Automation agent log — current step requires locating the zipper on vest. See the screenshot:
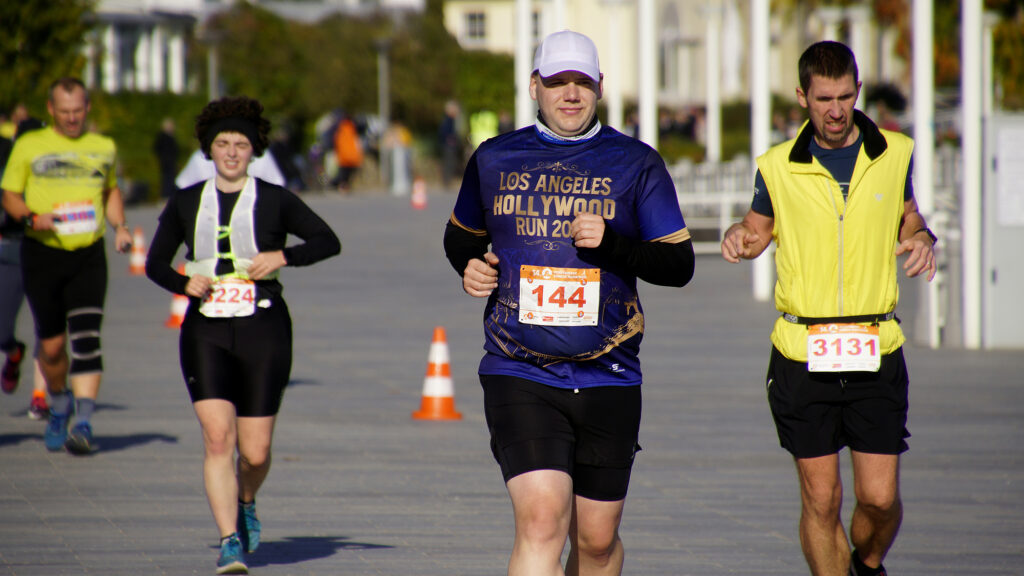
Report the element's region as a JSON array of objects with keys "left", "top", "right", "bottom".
[{"left": 826, "top": 179, "right": 844, "bottom": 316}]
